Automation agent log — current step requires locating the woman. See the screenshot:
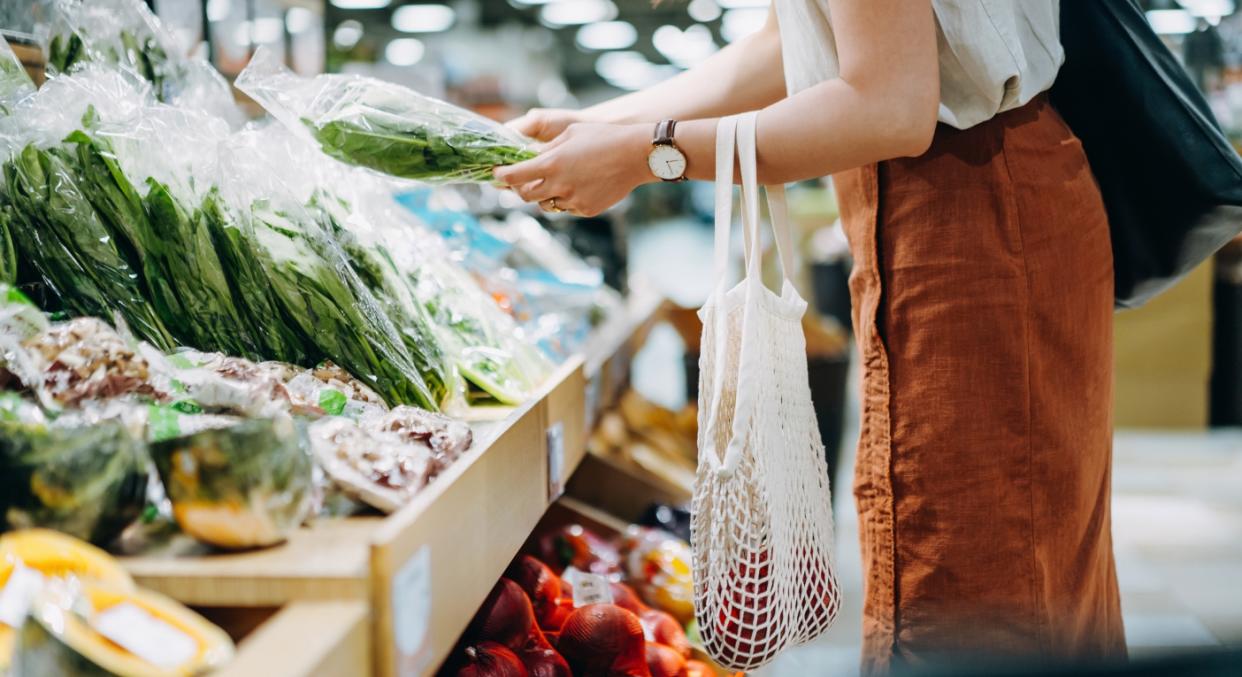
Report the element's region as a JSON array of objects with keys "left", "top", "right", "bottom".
[{"left": 495, "top": 1, "right": 1126, "bottom": 673}]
